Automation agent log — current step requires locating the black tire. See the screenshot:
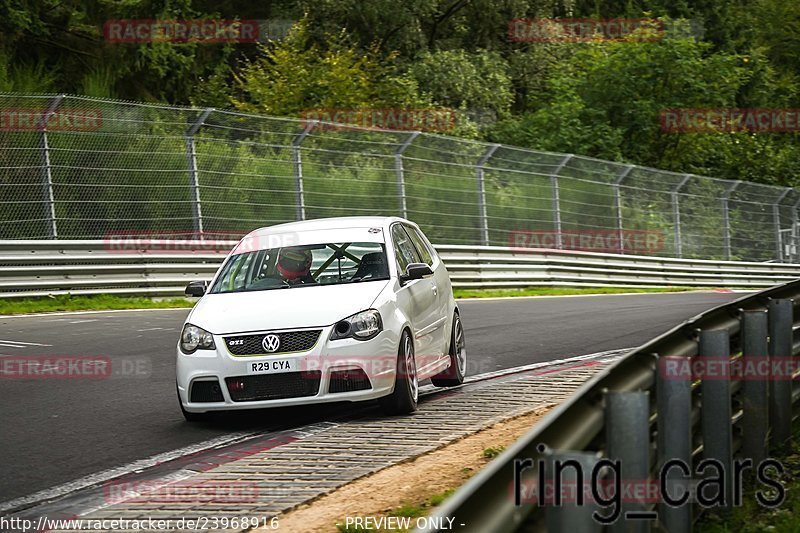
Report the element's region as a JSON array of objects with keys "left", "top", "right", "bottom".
[
  {"left": 378, "top": 330, "right": 418, "bottom": 415},
  {"left": 431, "top": 313, "right": 466, "bottom": 388},
  {"left": 177, "top": 386, "right": 212, "bottom": 422}
]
